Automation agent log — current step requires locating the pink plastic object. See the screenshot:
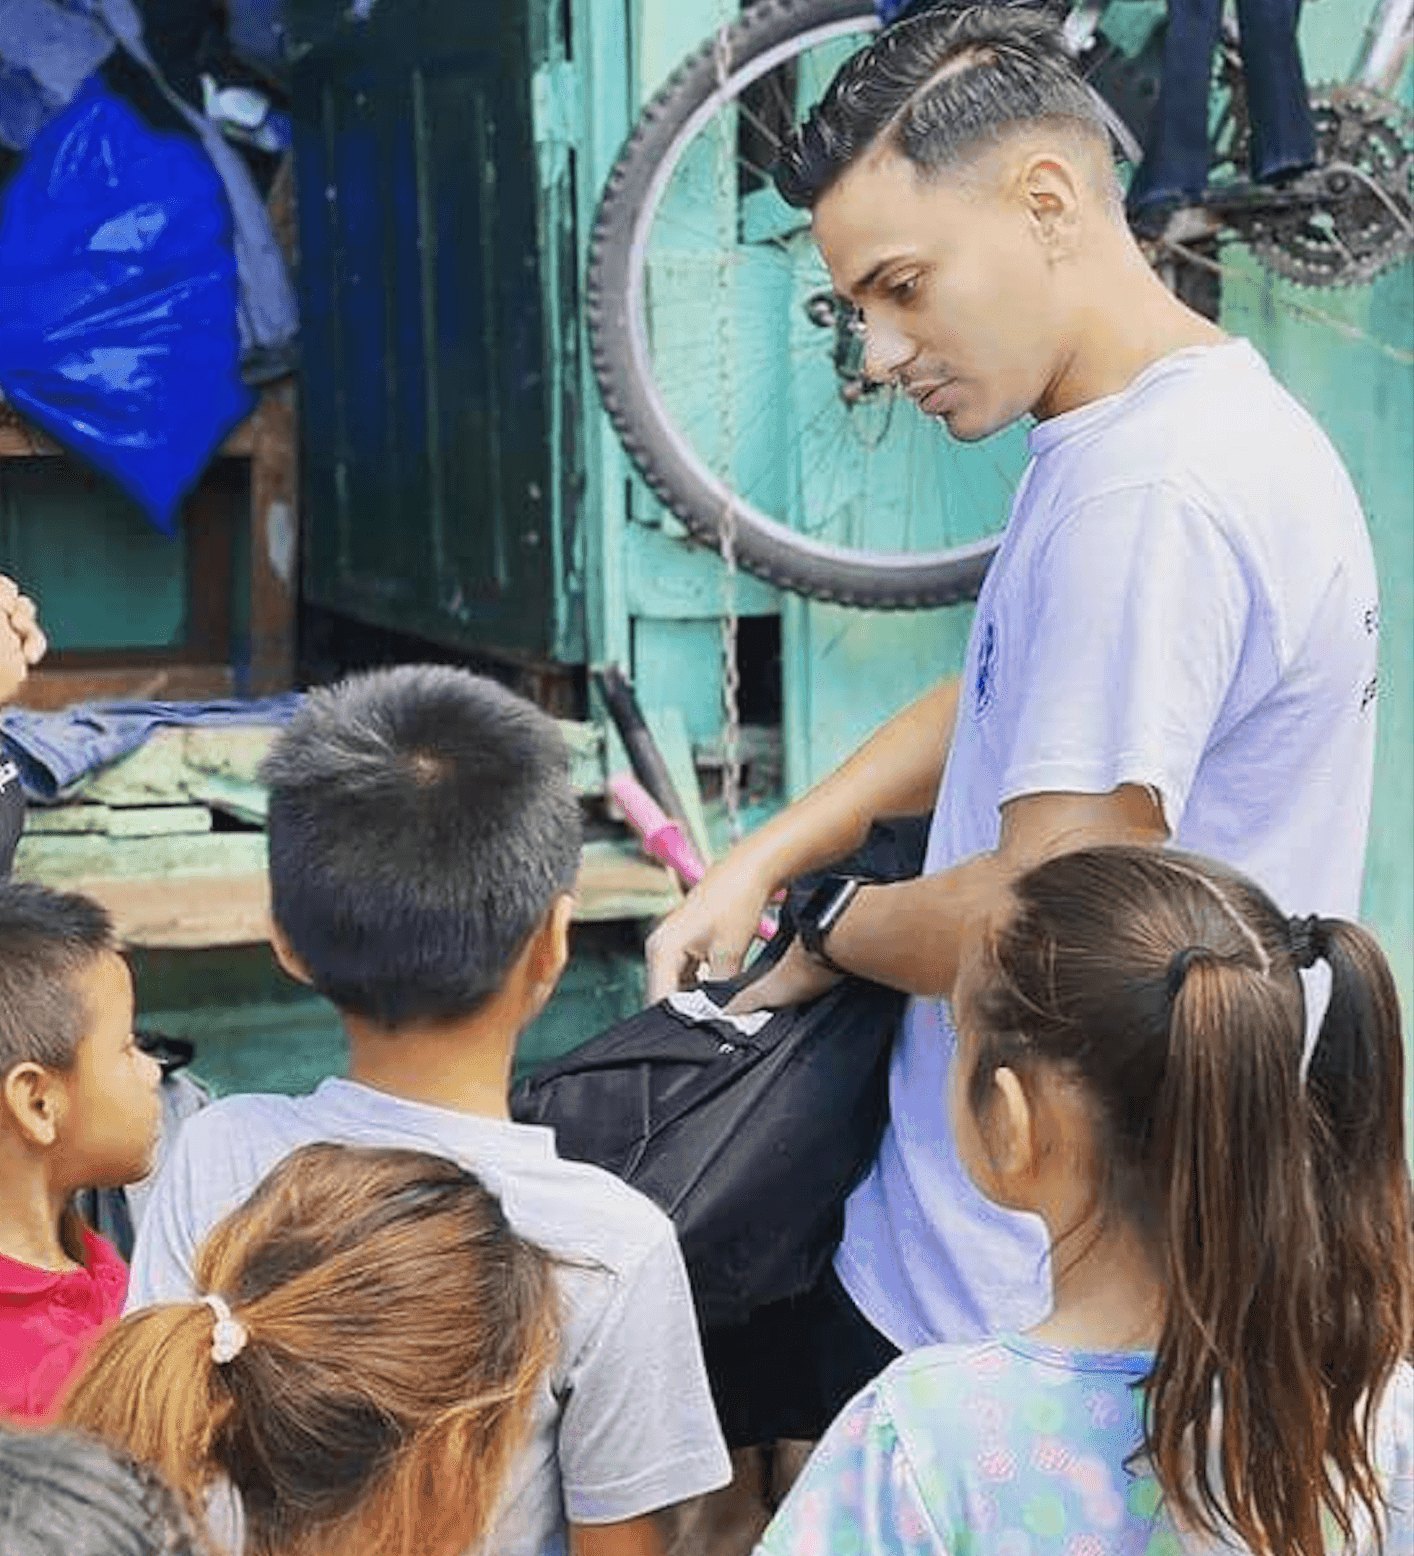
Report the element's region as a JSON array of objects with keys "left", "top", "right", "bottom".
[{"left": 608, "top": 773, "right": 776, "bottom": 941}]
